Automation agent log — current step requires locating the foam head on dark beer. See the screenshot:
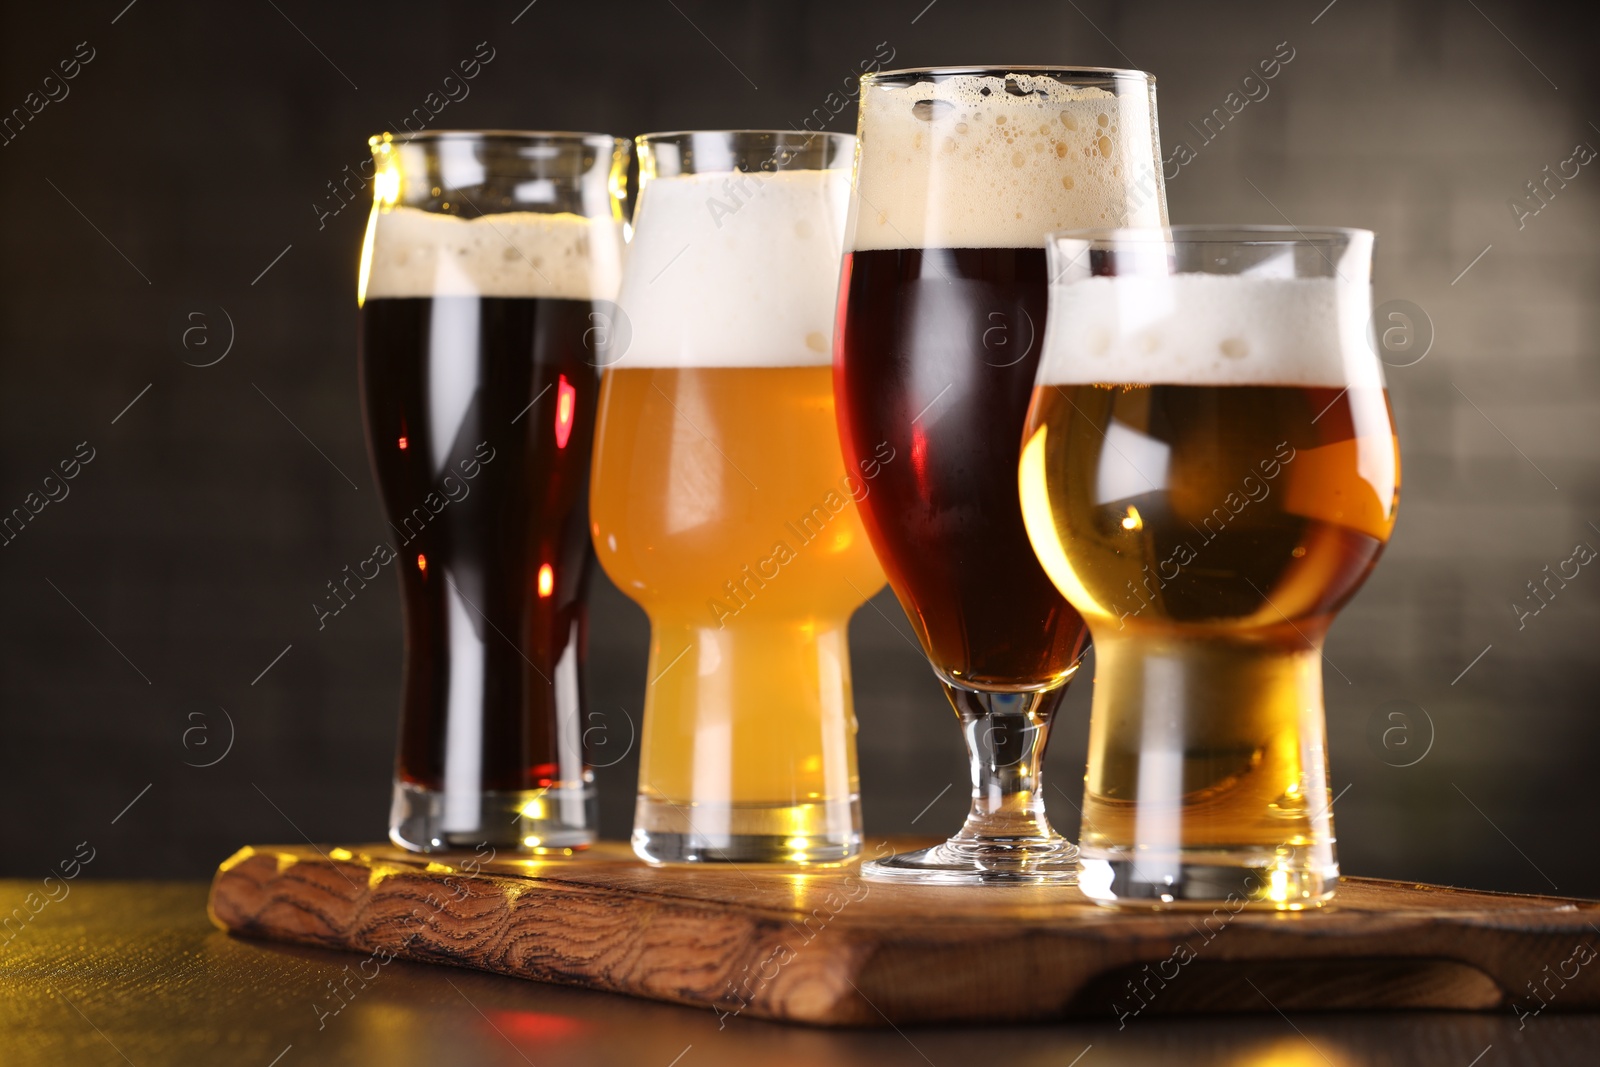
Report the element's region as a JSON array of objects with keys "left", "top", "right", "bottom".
[
  {"left": 848, "top": 71, "right": 1166, "bottom": 251},
  {"left": 362, "top": 207, "right": 623, "bottom": 301}
]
